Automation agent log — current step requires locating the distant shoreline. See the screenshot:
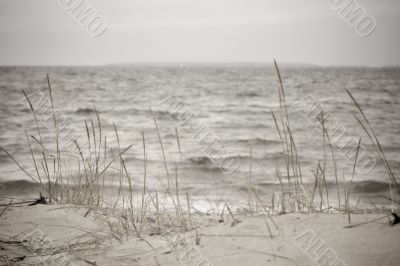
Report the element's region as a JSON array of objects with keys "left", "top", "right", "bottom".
[{"left": 0, "top": 63, "right": 399, "bottom": 68}]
